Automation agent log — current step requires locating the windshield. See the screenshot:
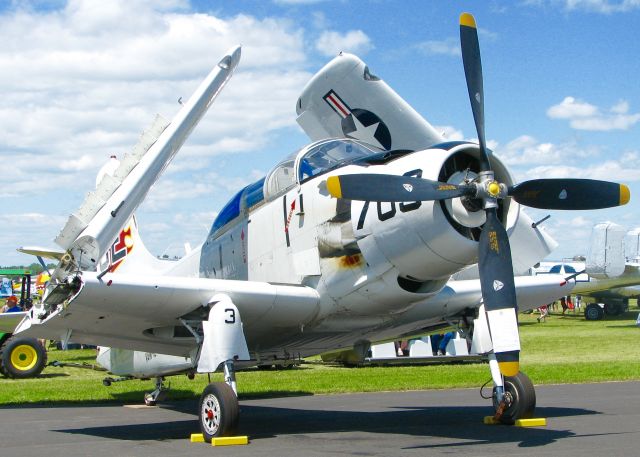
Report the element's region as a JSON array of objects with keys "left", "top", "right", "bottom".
[
  {"left": 298, "top": 139, "right": 379, "bottom": 182},
  {"left": 263, "top": 139, "right": 380, "bottom": 200},
  {"left": 264, "top": 151, "right": 297, "bottom": 199}
]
